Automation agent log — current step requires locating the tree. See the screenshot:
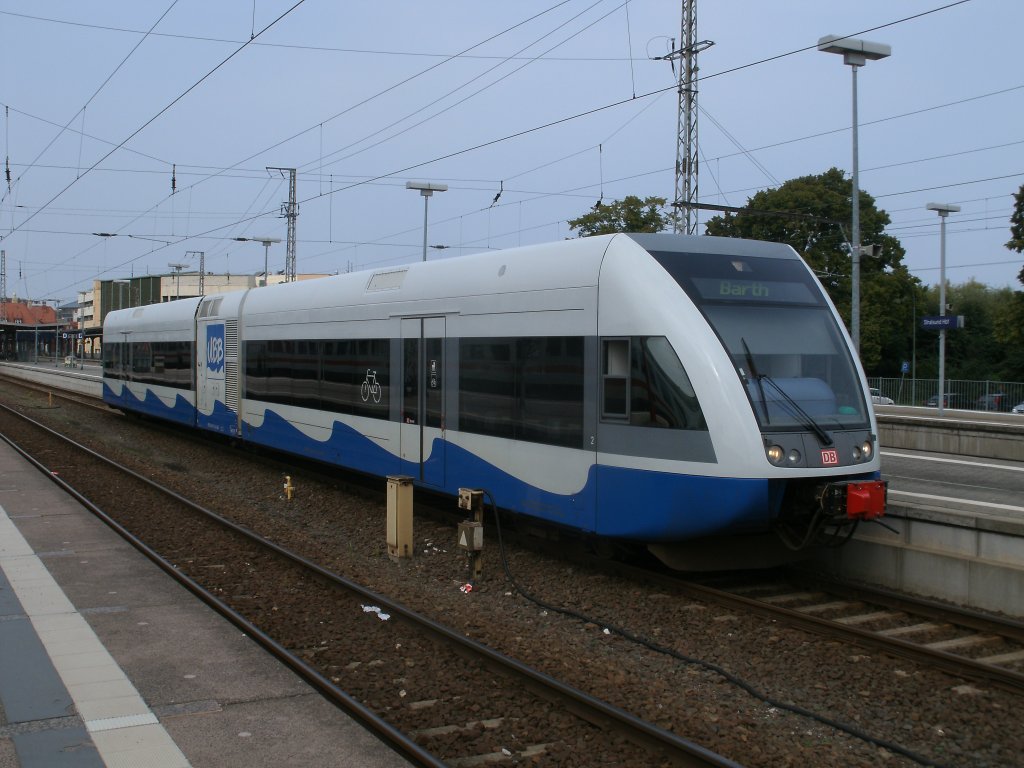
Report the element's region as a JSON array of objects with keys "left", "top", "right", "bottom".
[
  {"left": 568, "top": 195, "right": 668, "bottom": 237},
  {"left": 995, "top": 183, "right": 1024, "bottom": 379},
  {"left": 703, "top": 167, "right": 911, "bottom": 373},
  {"left": 1006, "top": 183, "right": 1024, "bottom": 258}
]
